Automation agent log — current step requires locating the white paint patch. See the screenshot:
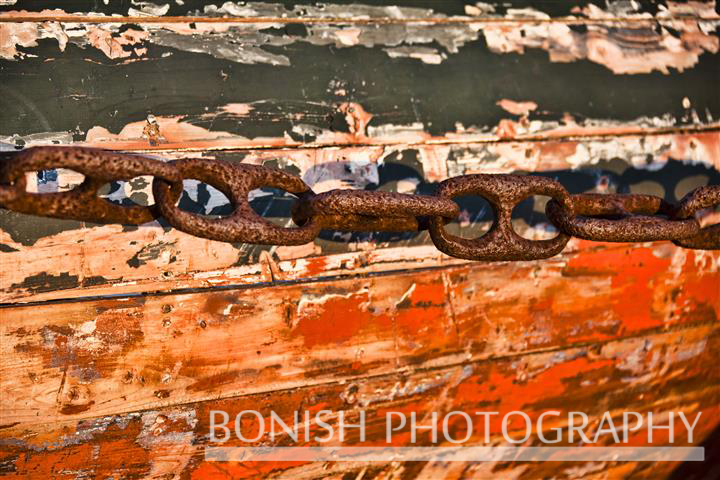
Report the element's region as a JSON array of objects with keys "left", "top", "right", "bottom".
[
  {"left": 302, "top": 157, "right": 380, "bottom": 192},
  {"left": 296, "top": 286, "right": 370, "bottom": 315},
  {"left": 334, "top": 28, "right": 362, "bottom": 46},
  {"left": 384, "top": 46, "right": 446, "bottom": 64},
  {"left": 129, "top": 2, "right": 170, "bottom": 17},
  {"left": 220, "top": 103, "right": 254, "bottom": 116},
  {"left": 395, "top": 283, "right": 417, "bottom": 307},
  {"left": 77, "top": 319, "right": 97, "bottom": 335}
]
